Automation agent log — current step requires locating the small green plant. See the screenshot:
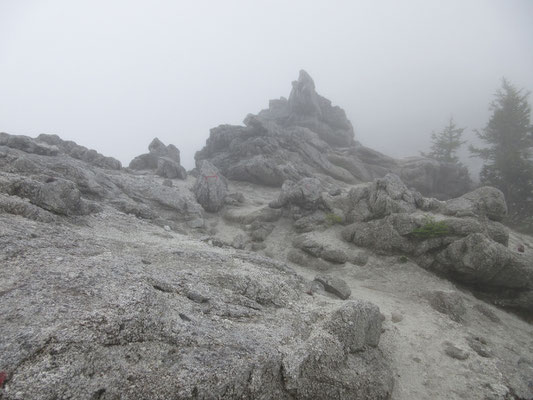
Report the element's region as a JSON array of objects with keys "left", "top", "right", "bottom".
[
  {"left": 325, "top": 213, "right": 343, "bottom": 226},
  {"left": 398, "top": 255, "right": 409, "bottom": 263},
  {"left": 410, "top": 216, "right": 449, "bottom": 239}
]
